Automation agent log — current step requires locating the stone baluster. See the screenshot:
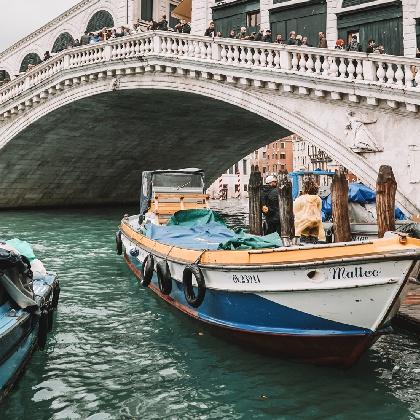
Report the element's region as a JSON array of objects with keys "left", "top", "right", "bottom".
[
  {"left": 356, "top": 60, "right": 363, "bottom": 80},
  {"left": 273, "top": 50, "right": 281, "bottom": 69},
  {"left": 386, "top": 63, "right": 395, "bottom": 84},
  {"left": 298, "top": 53, "right": 306, "bottom": 72},
  {"left": 306, "top": 54, "right": 314, "bottom": 73},
  {"left": 234, "top": 45, "right": 242, "bottom": 64},
  {"left": 139, "top": 39, "right": 146, "bottom": 55},
  {"left": 198, "top": 41, "right": 206, "bottom": 59},
  {"left": 291, "top": 52, "right": 299, "bottom": 71},
  {"left": 134, "top": 40, "right": 140, "bottom": 56},
  {"left": 161, "top": 37, "right": 167, "bottom": 55},
  {"left": 194, "top": 41, "right": 201, "bottom": 58},
  {"left": 329, "top": 57, "right": 338, "bottom": 77},
  {"left": 188, "top": 40, "right": 195, "bottom": 57},
  {"left": 182, "top": 40, "right": 188, "bottom": 56},
  {"left": 376, "top": 62, "right": 386, "bottom": 83},
  {"left": 172, "top": 38, "right": 179, "bottom": 56},
  {"left": 347, "top": 59, "right": 355, "bottom": 81},
  {"left": 167, "top": 37, "right": 174, "bottom": 56},
  {"left": 395, "top": 64, "right": 404, "bottom": 87},
  {"left": 252, "top": 48, "right": 260, "bottom": 67},
  {"left": 321, "top": 55, "right": 330, "bottom": 75},
  {"left": 259, "top": 49, "right": 267, "bottom": 68},
  {"left": 266, "top": 49, "right": 274, "bottom": 69},
  {"left": 338, "top": 57, "right": 347, "bottom": 78},
  {"left": 314, "top": 55, "right": 322, "bottom": 74},
  {"left": 206, "top": 43, "right": 212, "bottom": 60}
]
